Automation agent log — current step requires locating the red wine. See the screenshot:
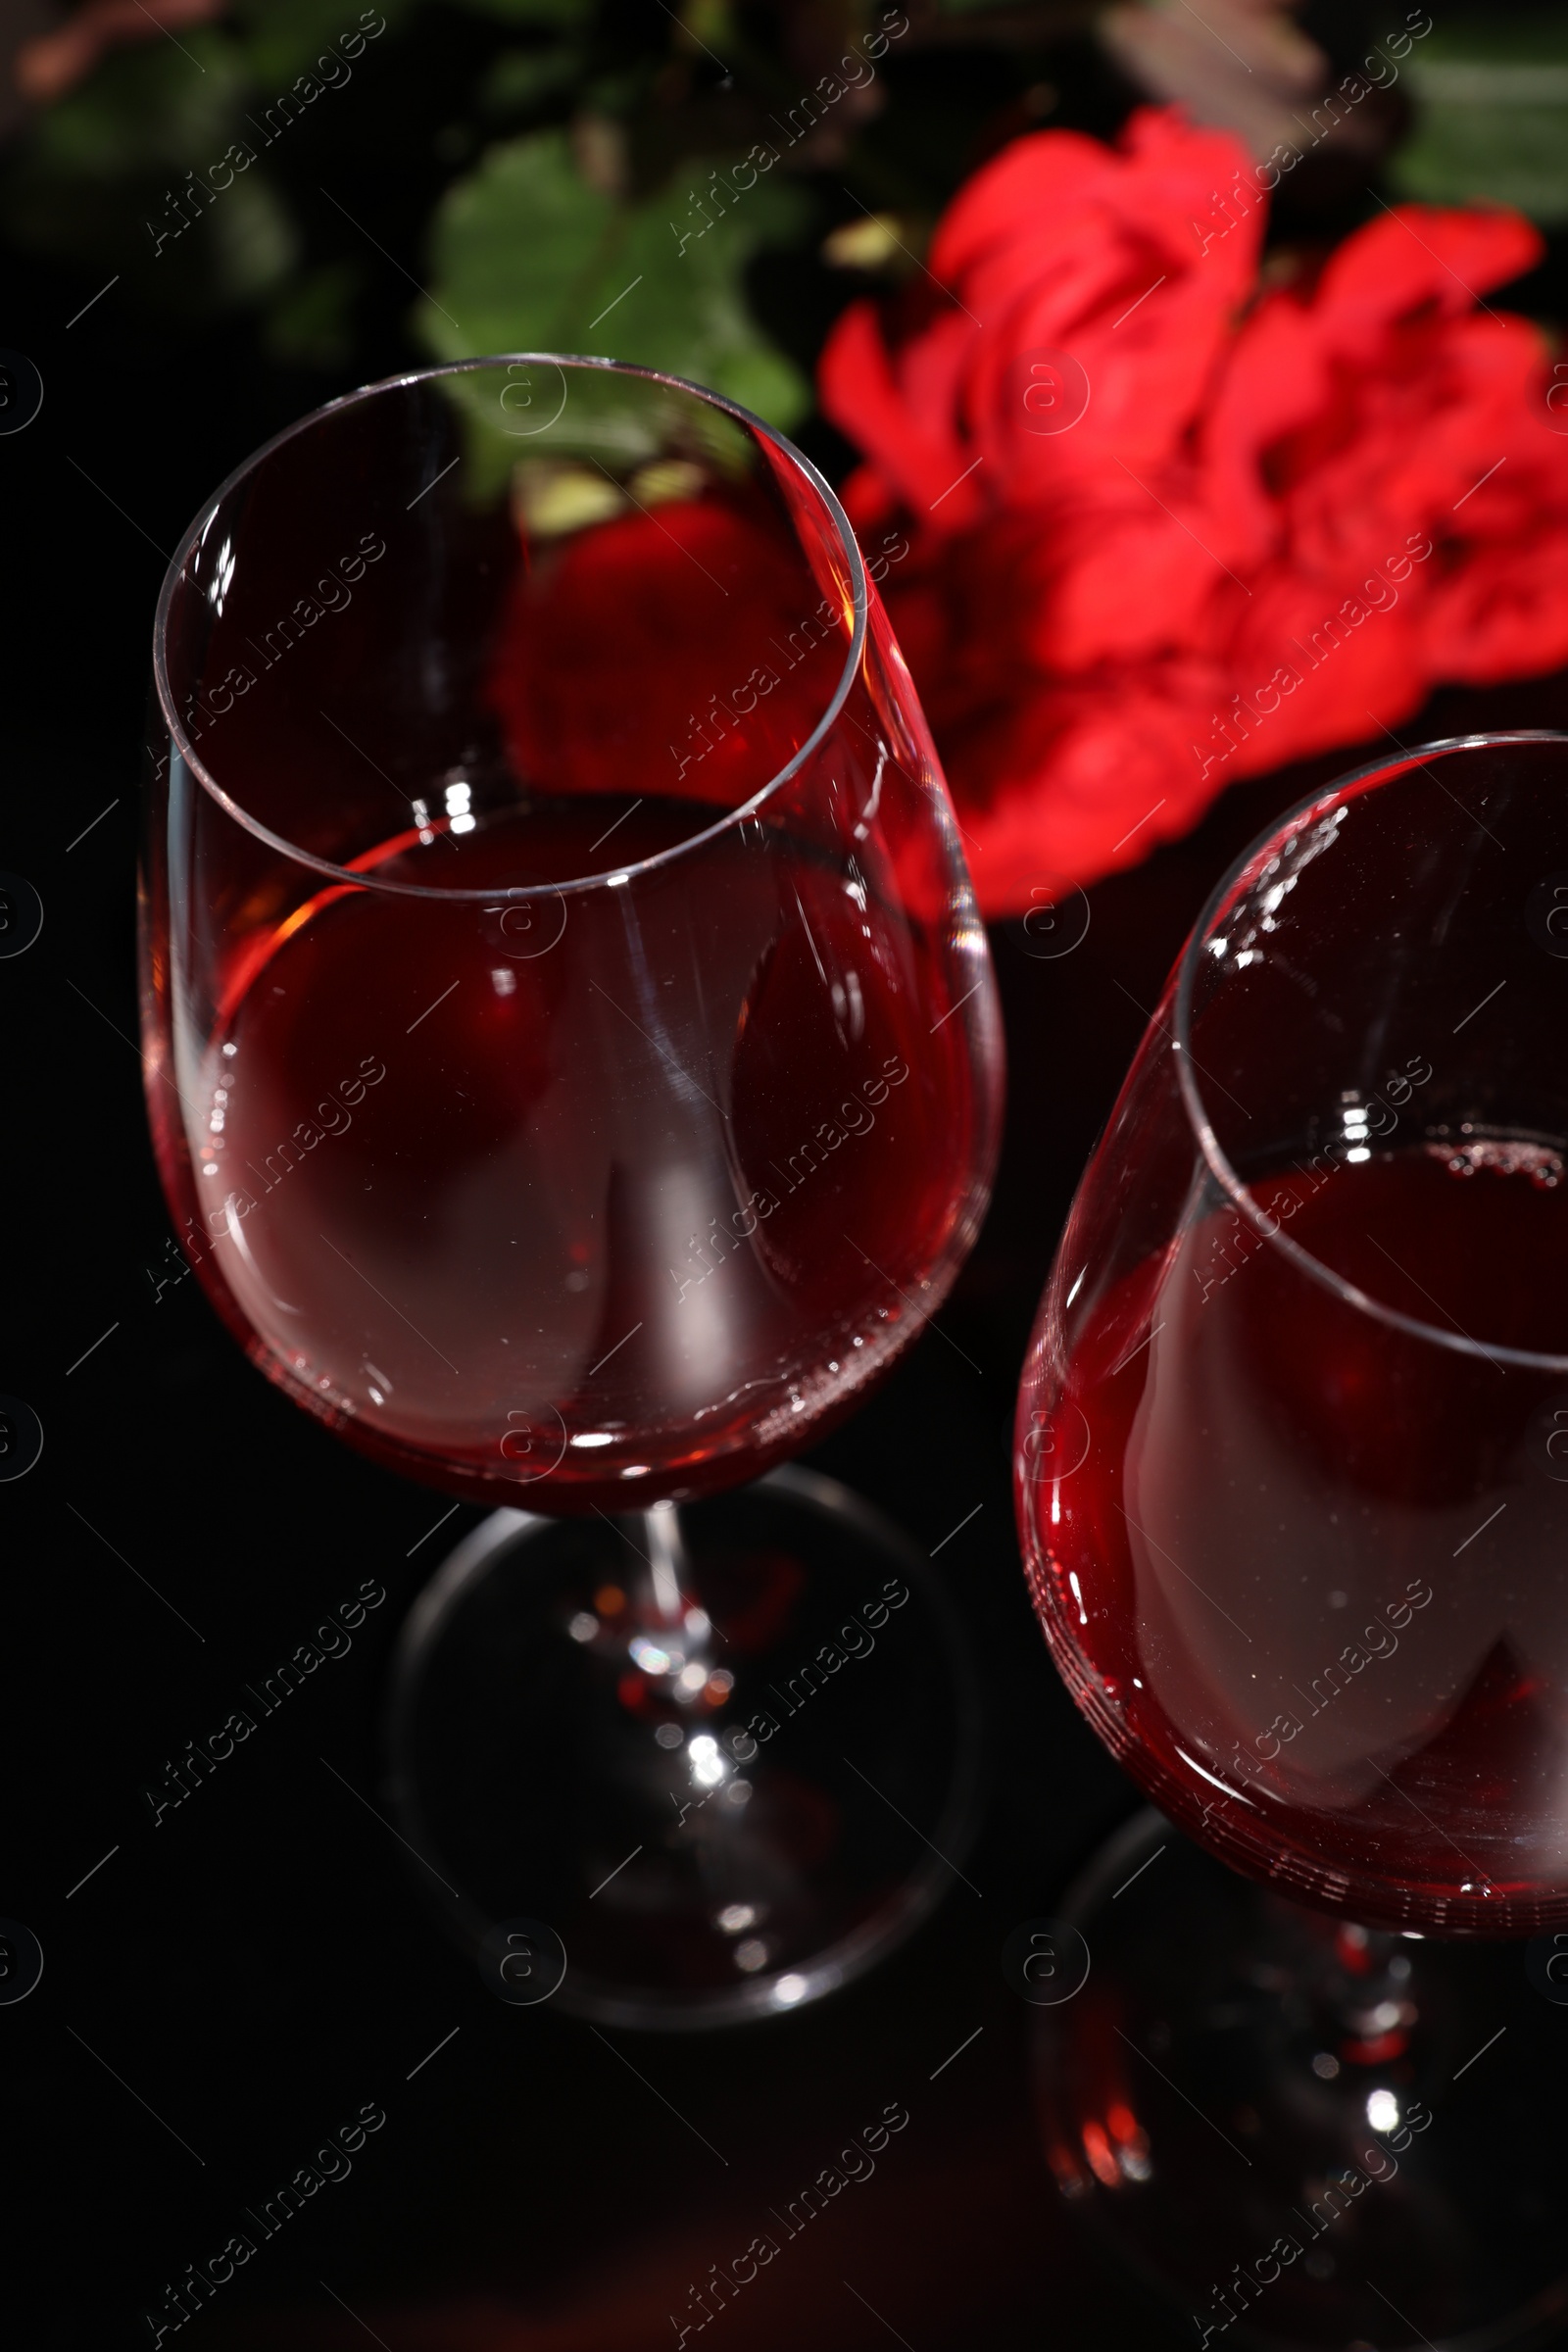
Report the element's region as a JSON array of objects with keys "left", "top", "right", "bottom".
[
  {"left": 1019, "top": 1140, "right": 1568, "bottom": 1934},
  {"left": 158, "top": 798, "right": 981, "bottom": 1511}
]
